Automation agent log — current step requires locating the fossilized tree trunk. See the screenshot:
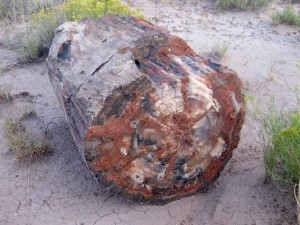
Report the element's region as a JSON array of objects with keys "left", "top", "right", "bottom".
[{"left": 47, "top": 15, "right": 245, "bottom": 205}]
